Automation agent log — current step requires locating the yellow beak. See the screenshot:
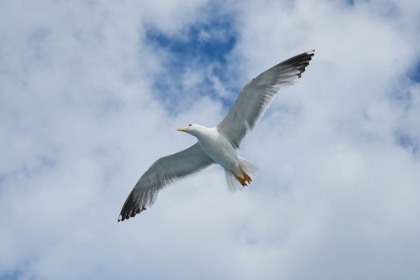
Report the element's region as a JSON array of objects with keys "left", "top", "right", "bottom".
[{"left": 177, "top": 127, "right": 187, "bottom": 132}]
